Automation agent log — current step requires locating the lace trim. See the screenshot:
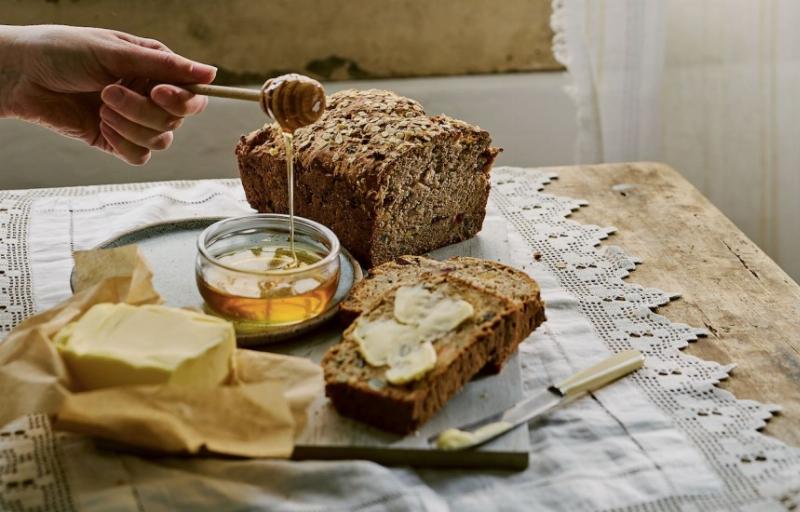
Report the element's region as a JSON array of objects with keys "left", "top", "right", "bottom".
[{"left": 493, "top": 167, "right": 800, "bottom": 510}]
